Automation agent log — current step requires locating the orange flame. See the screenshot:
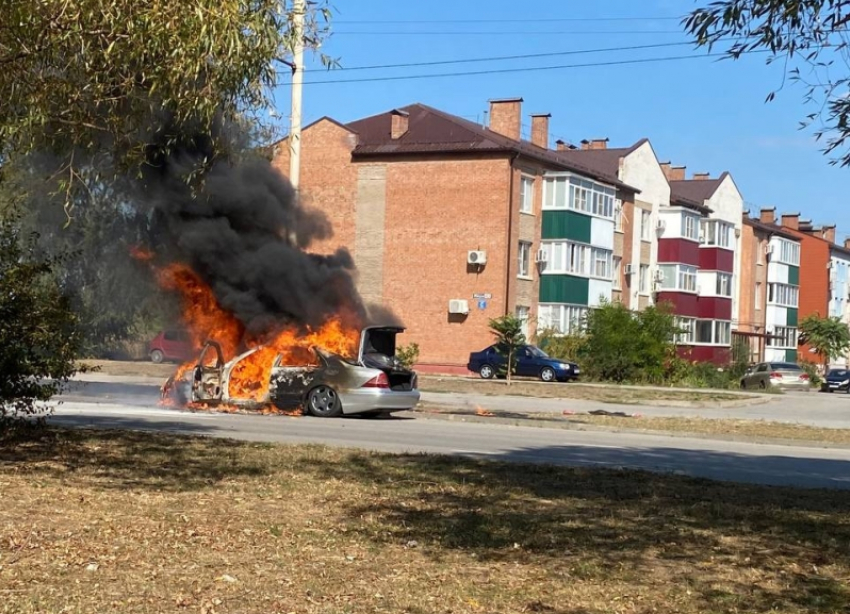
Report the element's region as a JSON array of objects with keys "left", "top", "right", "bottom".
[
  {"left": 142, "top": 254, "right": 361, "bottom": 411},
  {"left": 475, "top": 405, "right": 495, "bottom": 417}
]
